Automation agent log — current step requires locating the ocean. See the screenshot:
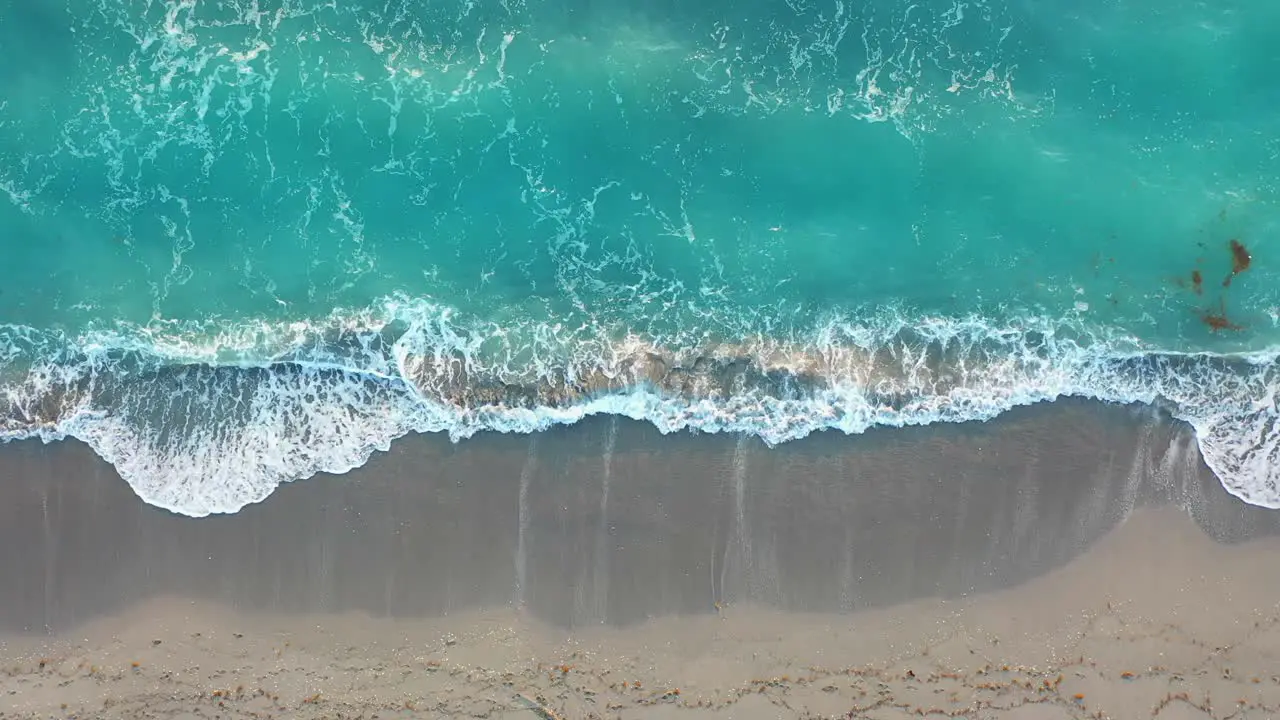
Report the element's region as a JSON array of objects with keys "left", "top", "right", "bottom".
[{"left": 1, "top": 0, "right": 1277, "bottom": 516}]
